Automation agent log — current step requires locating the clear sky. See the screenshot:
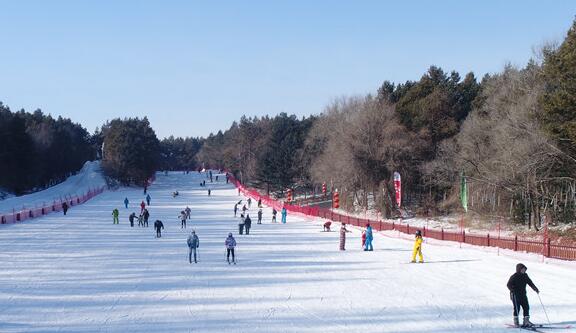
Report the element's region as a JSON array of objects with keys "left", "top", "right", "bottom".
[{"left": 1, "top": 1, "right": 575, "bottom": 139}]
